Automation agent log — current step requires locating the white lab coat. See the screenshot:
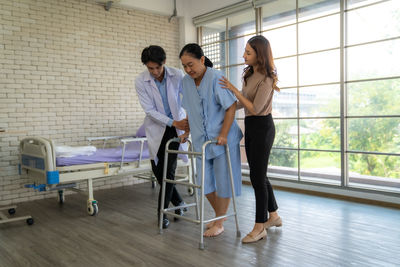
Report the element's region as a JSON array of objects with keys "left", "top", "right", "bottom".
[{"left": 135, "top": 66, "right": 187, "bottom": 163}]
